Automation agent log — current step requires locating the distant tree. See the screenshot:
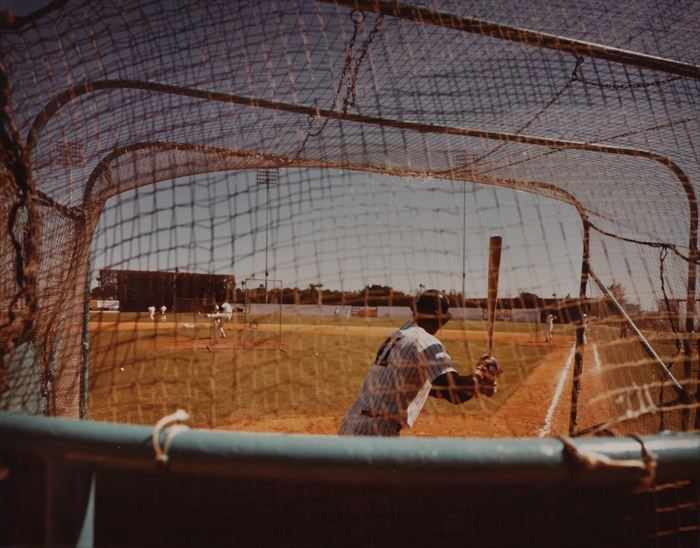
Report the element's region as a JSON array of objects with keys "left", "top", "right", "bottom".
[
  {"left": 607, "top": 280, "right": 626, "bottom": 303},
  {"left": 92, "top": 270, "right": 118, "bottom": 299},
  {"left": 518, "top": 292, "right": 540, "bottom": 308}
]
